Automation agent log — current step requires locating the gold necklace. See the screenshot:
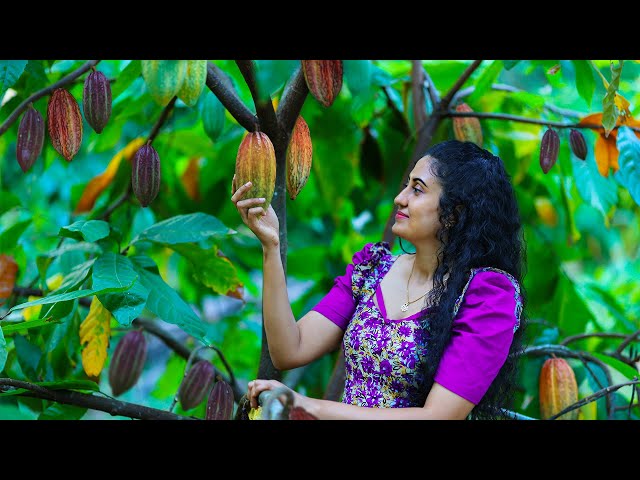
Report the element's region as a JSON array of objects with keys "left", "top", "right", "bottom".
[{"left": 401, "top": 257, "right": 431, "bottom": 312}]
